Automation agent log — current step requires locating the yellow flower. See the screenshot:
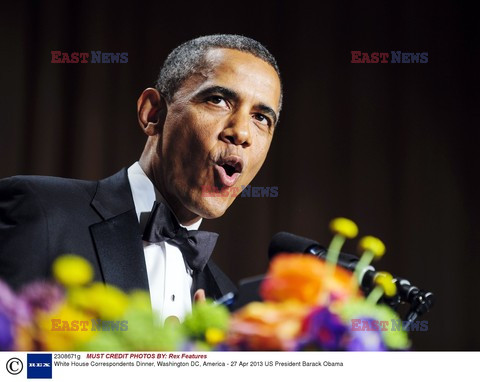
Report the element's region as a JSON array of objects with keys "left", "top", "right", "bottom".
[
  {"left": 329, "top": 218, "right": 358, "bottom": 239},
  {"left": 205, "top": 328, "right": 226, "bottom": 346},
  {"left": 52, "top": 255, "right": 93, "bottom": 287},
  {"left": 77, "top": 283, "right": 129, "bottom": 320},
  {"left": 126, "top": 290, "right": 152, "bottom": 312},
  {"left": 67, "top": 287, "right": 91, "bottom": 308},
  {"left": 374, "top": 272, "right": 397, "bottom": 297},
  {"left": 358, "top": 236, "right": 386, "bottom": 258},
  {"left": 14, "top": 324, "right": 36, "bottom": 351},
  {"left": 36, "top": 303, "right": 96, "bottom": 351}
]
